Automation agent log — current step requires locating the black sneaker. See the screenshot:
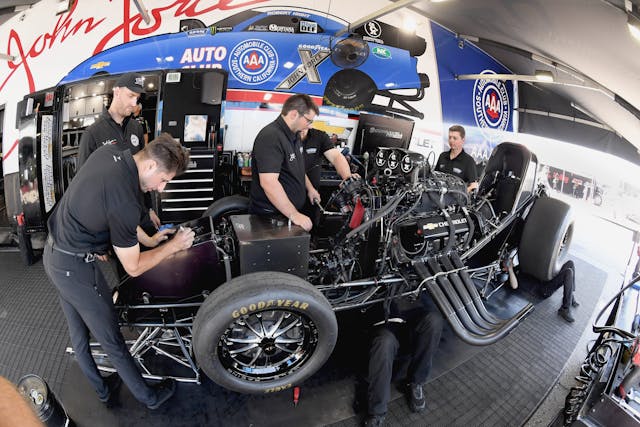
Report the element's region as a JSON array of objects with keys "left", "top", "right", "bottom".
[
  {"left": 146, "top": 378, "right": 176, "bottom": 410},
  {"left": 572, "top": 299, "right": 580, "bottom": 308},
  {"left": 407, "top": 383, "right": 426, "bottom": 413},
  {"left": 363, "top": 414, "right": 385, "bottom": 427},
  {"left": 558, "top": 307, "right": 575, "bottom": 323},
  {"left": 97, "top": 374, "right": 122, "bottom": 404}
]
